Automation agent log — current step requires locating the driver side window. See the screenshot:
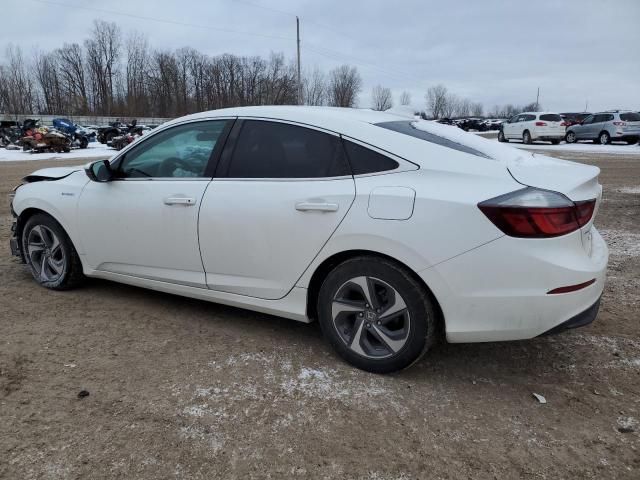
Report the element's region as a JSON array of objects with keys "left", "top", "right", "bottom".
[
  {"left": 581, "top": 115, "right": 594, "bottom": 125},
  {"left": 116, "top": 120, "right": 229, "bottom": 178}
]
